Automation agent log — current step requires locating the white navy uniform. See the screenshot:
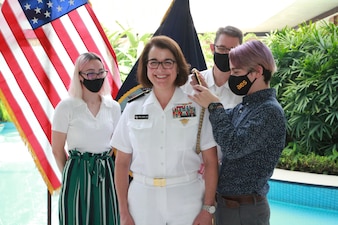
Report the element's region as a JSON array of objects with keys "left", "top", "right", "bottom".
[
  {"left": 111, "top": 87, "right": 216, "bottom": 225},
  {"left": 181, "top": 68, "right": 242, "bottom": 162}
]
